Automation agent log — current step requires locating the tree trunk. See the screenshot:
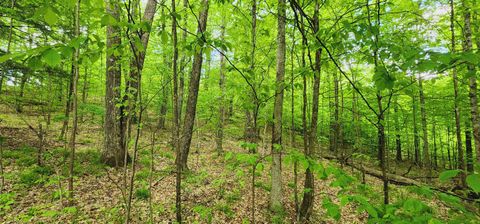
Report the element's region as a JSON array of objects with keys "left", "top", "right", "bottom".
[
  {"left": 180, "top": 0, "right": 209, "bottom": 170},
  {"left": 418, "top": 77, "right": 431, "bottom": 177},
  {"left": 299, "top": 1, "right": 321, "bottom": 221},
  {"left": 158, "top": 94, "right": 168, "bottom": 129},
  {"left": 101, "top": 0, "right": 126, "bottom": 167},
  {"left": 462, "top": 0, "right": 480, "bottom": 165},
  {"left": 60, "top": 69, "right": 73, "bottom": 139},
  {"left": 121, "top": 0, "right": 157, "bottom": 151},
  {"left": 465, "top": 124, "right": 474, "bottom": 173},
  {"left": 394, "top": 97, "right": 402, "bottom": 162},
  {"left": 368, "top": 0, "right": 388, "bottom": 204},
  {"left": 412, "top": 90, "right": 420, "bottom": 165},
  {"left": 178, "top": 0, "right": 189, "bottom": 120},
  {"left": 158, "top": 7, "right": 169, "bottom": 130},
  {"left": 171, "top": 0, "right": 181, "bottom": 222},
  {"left": 16, "top": 73, "right": 28, "bottom": 113},
  {"left": 377, "top": 94, "right": 388, "bottom": 205},
  {"left": 244, "top": 0, "right": 259, "bottom": 144},
  {"left": 450, "top": 0, "right": 466, "bottom": 185},
  {"left": 215, "top": 22, "right": 226, "bottom": 155},
  {"left": 82, "top": 66, "right": 88, "bottom": 104},
  {"left": 289, "top": 28, "right": 298, "bottom": 220},
  {"left": 447, "top": 126, "right": 452, "bottom": 169},
  {"left": 333, "top": 70, "right": 340, "bottom": 157},
  {"left": 270, "top": 0, "right": 286, "bottom": 214},
  {"left": 68, "top": 0, "right": 80, "bottom": 205}
]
